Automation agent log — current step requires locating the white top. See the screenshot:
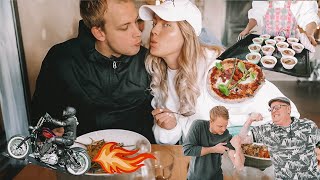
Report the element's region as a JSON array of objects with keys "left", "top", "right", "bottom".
[
  {"left": 248, "top": 1, "right": 319, "bottom": 31},
  {"left": 152, "top": 50, "right": 300, "bottom": 145}
]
